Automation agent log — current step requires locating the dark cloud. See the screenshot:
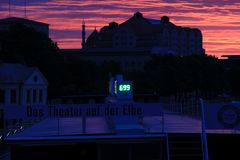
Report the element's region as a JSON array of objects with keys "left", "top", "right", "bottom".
[{"left": 0, "top": 0, "right": 50, "bottom": 5}]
